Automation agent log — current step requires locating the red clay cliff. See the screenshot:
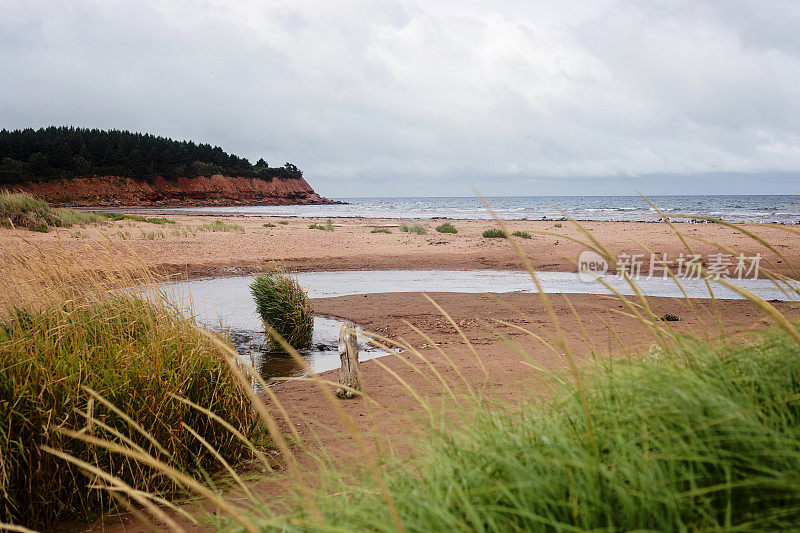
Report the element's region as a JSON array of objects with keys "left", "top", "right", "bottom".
[{"left": 5, "top": 174, "right": 338, "bottom": 207}]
